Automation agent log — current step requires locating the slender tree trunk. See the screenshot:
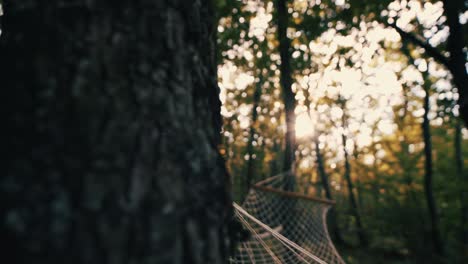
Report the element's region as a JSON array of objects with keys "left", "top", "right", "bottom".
[
  {"left": 352, "top": 147, "right": 365, "bottom": 209},
  {"left": 270, "top": 140, "right": 281, "bottom": 176},
  {"left": 402, "top": 42, "right": 444, "bottom": 255},
  {"left": 342, "top": 133, "right": 367, "bottom": 246},
  {"left": 315, "top": 178, "right": 323, "bottom": 198},
  {"left": 315, "top": 140, "right": 345, "bottom": 245},
  {"left": 338, "top": 97, "right": 366, "bottom": 246},
  {"left": 455, "top": 118, "right": 467, "bottom": 259},
  {"left": 244, "top": 74, "right": 263, "bottom": 195},
  {"left": 1, "top": 2, "right": 232, "bottom": 263},
  {"left": 274, "top": 2, "right": 297, "bottom": 246},
  {"left": 370, "top": 142, "right": 381, "bottom": 210},
  {"left": 422, "top": 81, "right": 444, "bottom": 255},
  {"left": 315, "top": 140, "right": 332, "bottom": 201},
  {"left": 400, "top": 84, "right": 417, "bottom": 197},
  {"left": 275, "top": 0, "right": 296, "bottom": 190}
]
